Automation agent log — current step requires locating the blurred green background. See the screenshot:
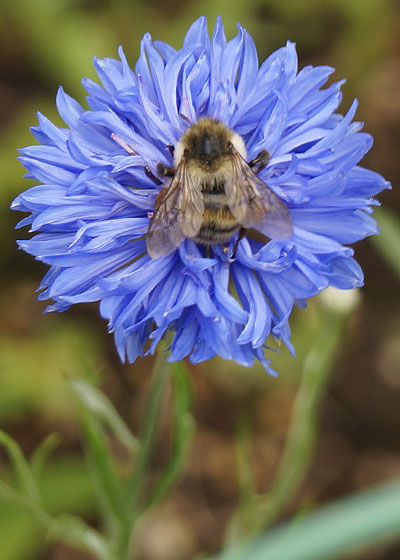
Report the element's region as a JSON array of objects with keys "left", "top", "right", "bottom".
[{"left": 1, "top": 1, "right": 400, "bottom": 559}]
